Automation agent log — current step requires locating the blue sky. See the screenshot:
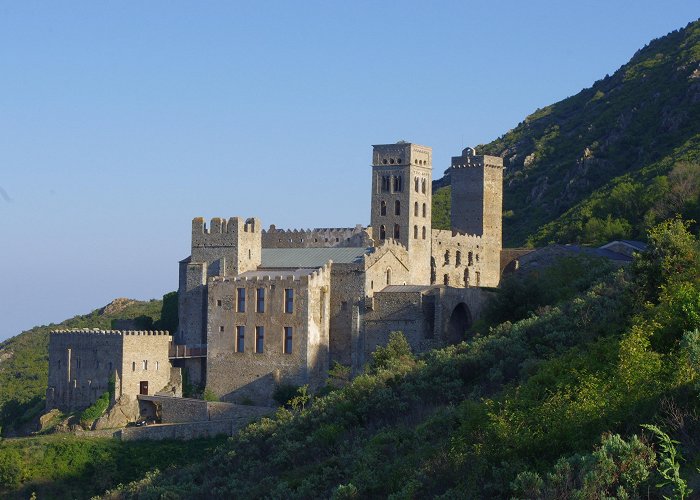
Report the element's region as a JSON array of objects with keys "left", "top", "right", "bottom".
[{"left": 1, "top": 2, "right": 698, "bottom": 340}]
